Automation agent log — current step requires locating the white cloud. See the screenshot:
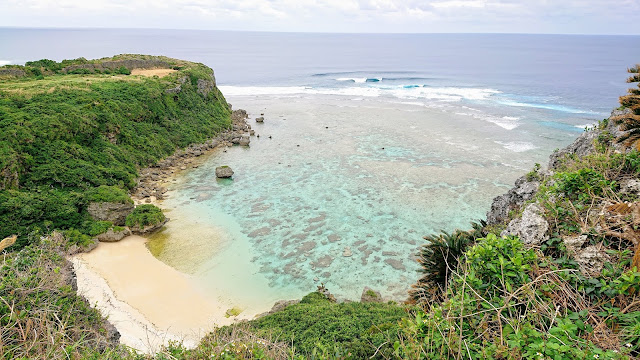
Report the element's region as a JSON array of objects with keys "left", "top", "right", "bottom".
[{"left": 0, "top": 0, "right": 637, "bottom": 34}]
